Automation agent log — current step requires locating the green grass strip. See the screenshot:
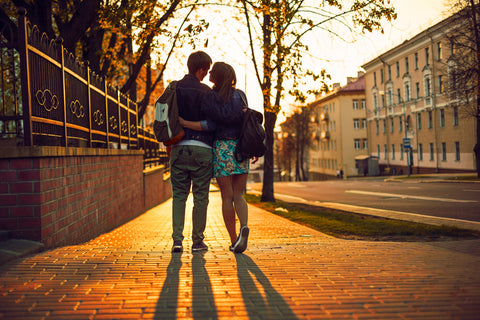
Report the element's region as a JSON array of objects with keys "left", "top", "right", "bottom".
[{"left": 245, "top": 193, "right": 479, "bottom": 241}]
